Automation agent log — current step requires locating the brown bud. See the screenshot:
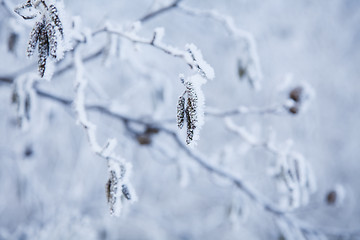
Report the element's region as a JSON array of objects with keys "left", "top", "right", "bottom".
[
  {"left": 145, "top": 126, "right": 159, "bottom": 135},
  {"left": 24, "top": 146, "right": 33, "bottom": 157},
  {"left": 289, "top": 106, "right": 299, "bottom": 114},
  {"left": 289, "top": 86, "right": 303, "bottom": 103},
  {"left": 237, "top": 59, "right": 247, "bottom": 79},
  {"left": 8, "top": 33, "right": 18, "bottom": 53},
  {"left": 326, "top": 190, "right": 337, "bottom": 205},
  {"left": 137, "top": 134, "right": 151, "bottom": 145}
]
